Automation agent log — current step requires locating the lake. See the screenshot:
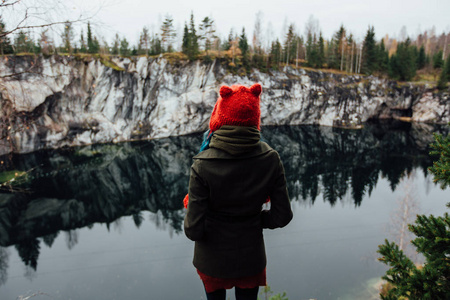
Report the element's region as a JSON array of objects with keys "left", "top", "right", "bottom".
[{"left": 0, "top": 122, "right": 448, "bottom": 300}]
